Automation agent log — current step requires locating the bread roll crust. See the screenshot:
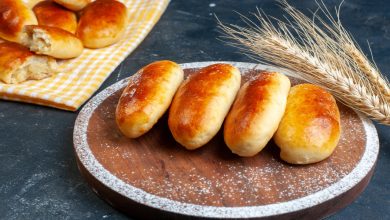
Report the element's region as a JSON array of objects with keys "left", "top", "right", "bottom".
[
  {"left": 0, "top": 0, "right": 37, "bottom": 42},
  {"left": 224, "top": 72, "right": 291, "bottom": 157},
  {"left": 33, "top": 1, "right": 77, "bottom": 34},
  {"left": 22, "top": 25, "right": 83, "bottom": 59},
  {"left": 76, "top": 0, "right": 127, "bottom": 48},
  {"left": 0, "top": 42, "right": 32, "bottom": 75},
  {"left": 168, "top": 64, "right": 241, "bottom": 150},
  {"left": 274, "top": 83, "right": 341, "bottom": 164},
  {"left": 53, "top": 0, "right": 91, "bottom": 11},
  {"left": 0, "top": 42, "right": 57, "bottom": 84},
  {"left": 116, "top": 60, "right": 184, "bottom": 138}
]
